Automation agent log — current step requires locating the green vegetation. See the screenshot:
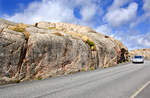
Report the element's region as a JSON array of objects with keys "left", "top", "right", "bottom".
[
  {"left": 15, "top": 80, "right": 20, "bottom": 83},
  {"left": 37, "top": 76, "right": 42, "bottom": 80},
  {"left": 10, "top": 26, "right": 25, "bottom": 32},
  {"left": 86, "top": 39, "right": 96, "bottom": 51},
  {"left": 48, "top": 27, "right": 57, "bottom": 30},
  {"left": 90, "top": 66, "right": 95, "bottom": 70},
  {"left": 103, "top": 65, "right": 108, "bottom": 68},
  {"left": 90, "top": 46, "right": 96, "bottom": 51},
  {"left": 9, "top": 24, "right": 26, "bottom": 32},
  {"left": 81, "top": 68, "right": 86, "bottom": 72},
  {"left": 86, "top": 39, "right": 95, "bottom": 46},
  {"left": 8, "top": 24, "right": 30, "bottom": 40}
]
